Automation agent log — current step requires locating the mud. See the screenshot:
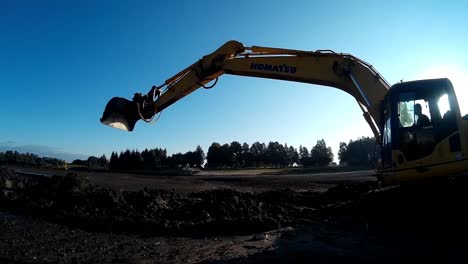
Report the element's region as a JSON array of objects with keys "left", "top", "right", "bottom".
[
  {"left": 1, "top": 168, "right": 349, "bottom": 236},
  {"left": 1, "top": 169, "right": 282, "bottom": 236},
  {"left": 2, "top": 167, "right": 468, "bottom": 263}
]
